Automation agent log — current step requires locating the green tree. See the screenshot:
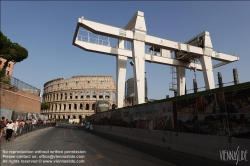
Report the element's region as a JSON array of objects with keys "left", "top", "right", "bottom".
[
  {"left": 41, "top": 102, "right": 49, "bottom": 110},
  {"left": 0, "top": 31, "right": 28, "bottom": 84}
]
